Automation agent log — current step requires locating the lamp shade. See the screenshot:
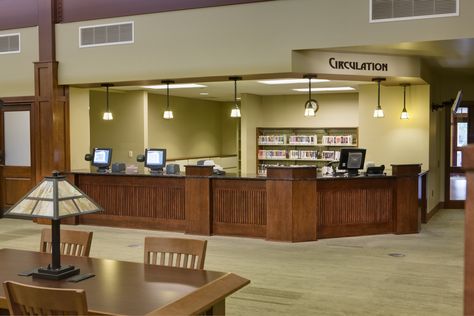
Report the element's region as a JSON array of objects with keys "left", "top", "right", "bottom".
[{"left": 4, "top": 172, "right": 102, "bottom": 220}]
